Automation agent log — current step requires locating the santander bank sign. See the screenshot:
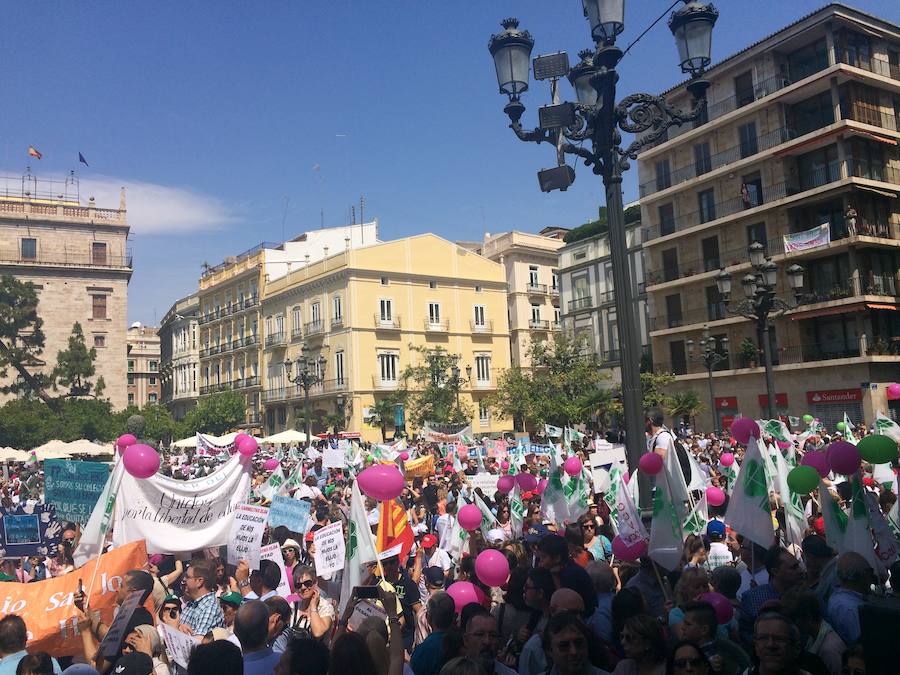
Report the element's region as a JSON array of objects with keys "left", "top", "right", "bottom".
[{"left": 806, "top": 388, "right": 862, "bottom": 404}]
